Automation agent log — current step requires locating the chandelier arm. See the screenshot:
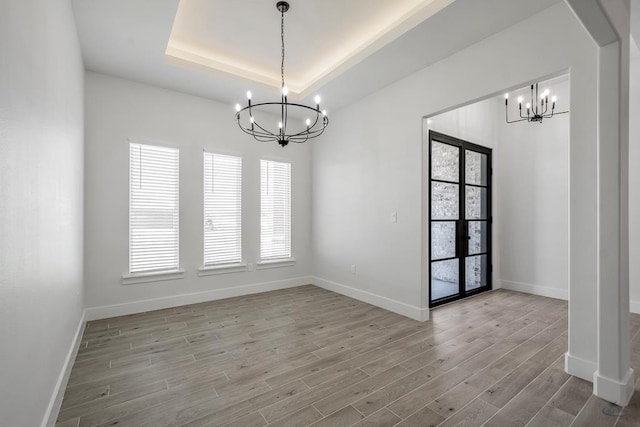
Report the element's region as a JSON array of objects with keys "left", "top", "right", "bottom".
[
  {"left": 237, "top": 126, "right": 274, "bottom": 142},
  {"left": 519, "top": 105, "right": 527, "bottom": 119},
  {"left": 254, "top": 135, "right": 280, "bottom": 143},
  {"left": 243, "top": 115, "right": 280, "bottom": 138},
  {"left": 305, "top": 125, "right": 328, "bottom": 139},
  {"left": 297, "top": 118, "right": 329, "bottom": 137},
  {"left": 236, "top": 116, "right": 283, "bottom": 139},
  {"left": 288, "top": 113, "right": 323, "bottom": 138},
  {"left": 237, "top": 113, "right": 277, "bottom": 138},
  {"left": 296, "top": 121, "right": 328, "bottom": 138},
  {"left": 289, "top": 133, "right": 310, "bottom": 144},
  {"left": 542, "top": 110, "right": 569, "bottom": 118},
  {"left": 237, "top": 122, "right": 277, "bottom": 139}
]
